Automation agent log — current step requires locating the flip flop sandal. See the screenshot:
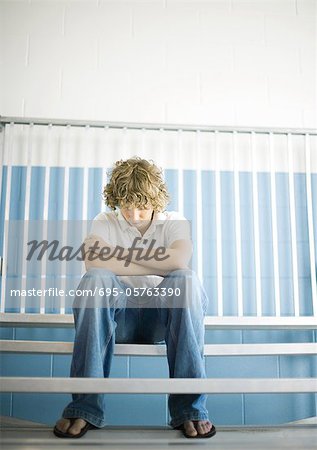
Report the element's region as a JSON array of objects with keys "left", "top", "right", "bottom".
[
  {"left": 53, "top": 418, "right": 98, "bottom": 438},
  {"left": 175, "top": 421, "right": 217, "bottom": 439}
]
